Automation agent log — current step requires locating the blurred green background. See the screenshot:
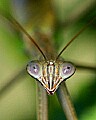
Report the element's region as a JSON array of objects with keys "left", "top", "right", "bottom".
[{"left": 0, "top": 0, "right": 96, "bottom": 120}]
